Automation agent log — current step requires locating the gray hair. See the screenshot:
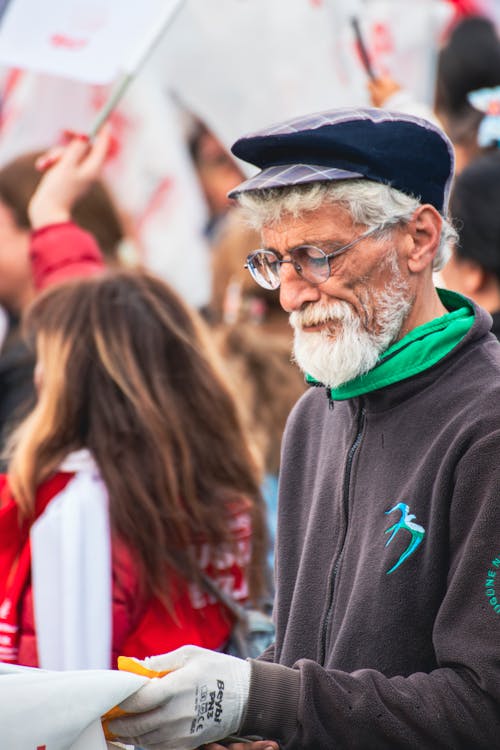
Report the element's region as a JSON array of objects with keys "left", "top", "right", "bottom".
[{"left": 237, "top": 180, "right": 457, "bottom": 272}]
